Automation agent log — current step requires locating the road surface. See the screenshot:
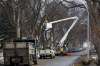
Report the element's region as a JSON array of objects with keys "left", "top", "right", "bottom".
[
  {"left": 33, "top": 56, "right": 80, "bottom": 66},
  {"left": 0, "top": 50, "right": 96, "bottom": 66},
  {"left": 0, "top": 54, "right": 96, "bottom": 66}
]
